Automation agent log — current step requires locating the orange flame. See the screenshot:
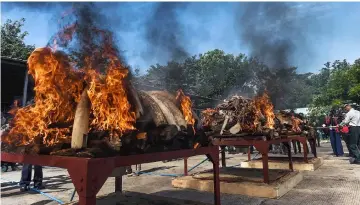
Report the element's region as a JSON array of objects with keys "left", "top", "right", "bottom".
[
  {"left": 87, "top": 69, "right": 136, "bottom": 139},
  {"left": 176, "top": 89, "right": 195, "bottom": 131},
  {"left": 2, "top": 21, "right": 136, "bottom": 146},
  {"left": 201, "top": 108, "right": 217, "bottom": 127},
  {"left": 291, "top": 116, "right": 303, "bottom": 132},
  {"left": 3, "top": 48, "right": 84, "bottom": 146},
  {"left": 254, "top": 92, "right": 275, "bottom": 129}
]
